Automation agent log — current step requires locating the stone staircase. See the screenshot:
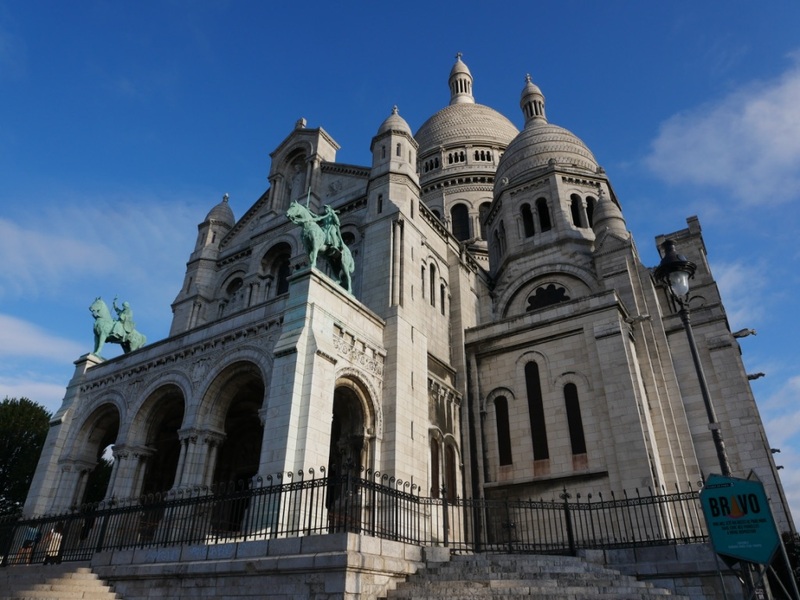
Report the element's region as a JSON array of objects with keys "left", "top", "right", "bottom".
[
  {"left": 0, "top": 563, "right": 120, "bottom": 600},
  {"left": 384, "top": 553, "right": 692, "bottom": 599}
]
